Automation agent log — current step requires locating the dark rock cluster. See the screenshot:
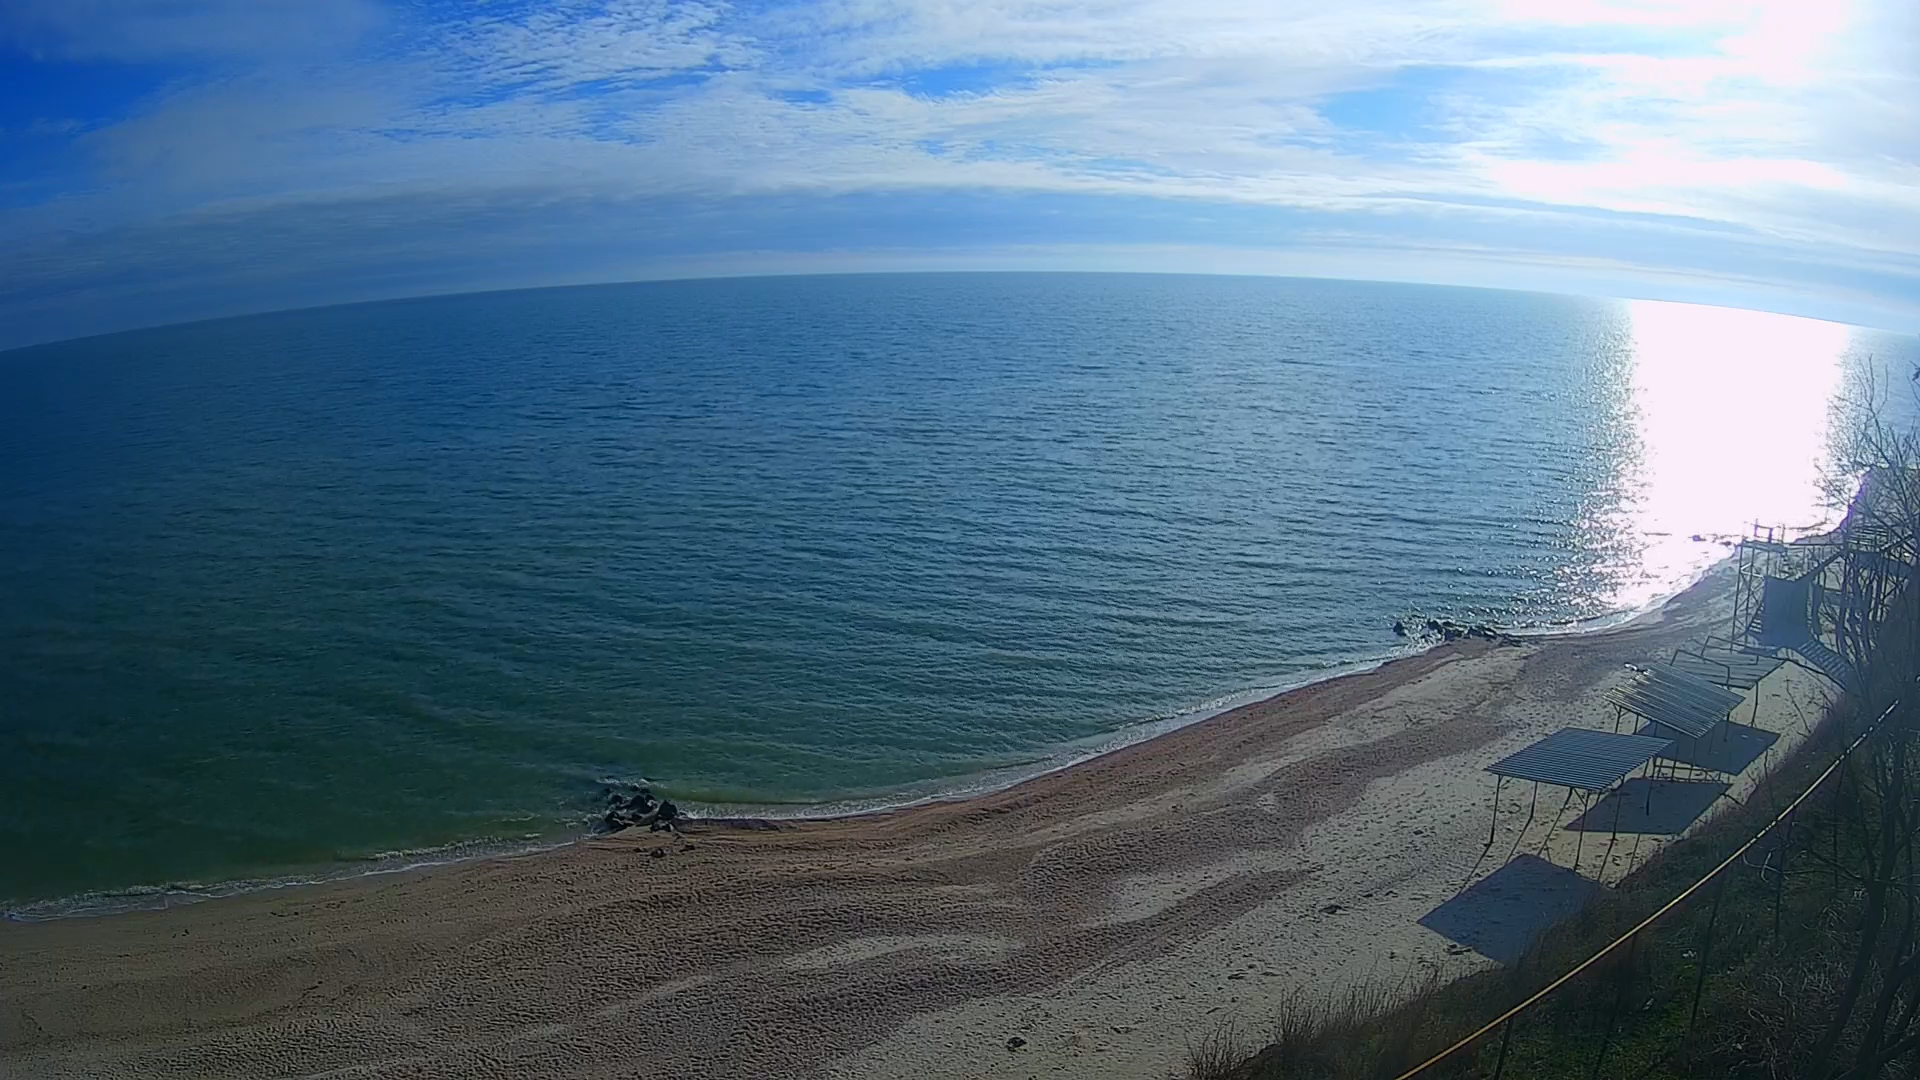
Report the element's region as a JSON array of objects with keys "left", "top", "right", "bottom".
[
  {"left": 1392, "top": 617, "right": 1519, "bottom": 646},
  {"left": 602, "top": 783, "right": 679, "bottom": 833}
]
